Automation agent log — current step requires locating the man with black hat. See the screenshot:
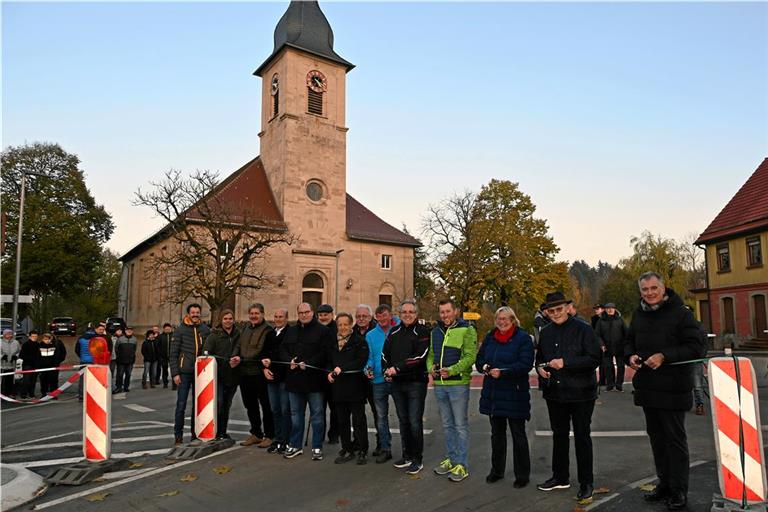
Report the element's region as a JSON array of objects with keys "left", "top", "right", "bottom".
[
  {"left": 590, "top": 304, "right": 604, "bottom": 330},
  {"left": 317, "top": 303, "right": 339, "bottom": 443},
  {"left": 536, "top": 291, "right": 601, "bottom": 501},
  {"left": 595, "top": 303, "right": 627, "bottom": 392}
]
